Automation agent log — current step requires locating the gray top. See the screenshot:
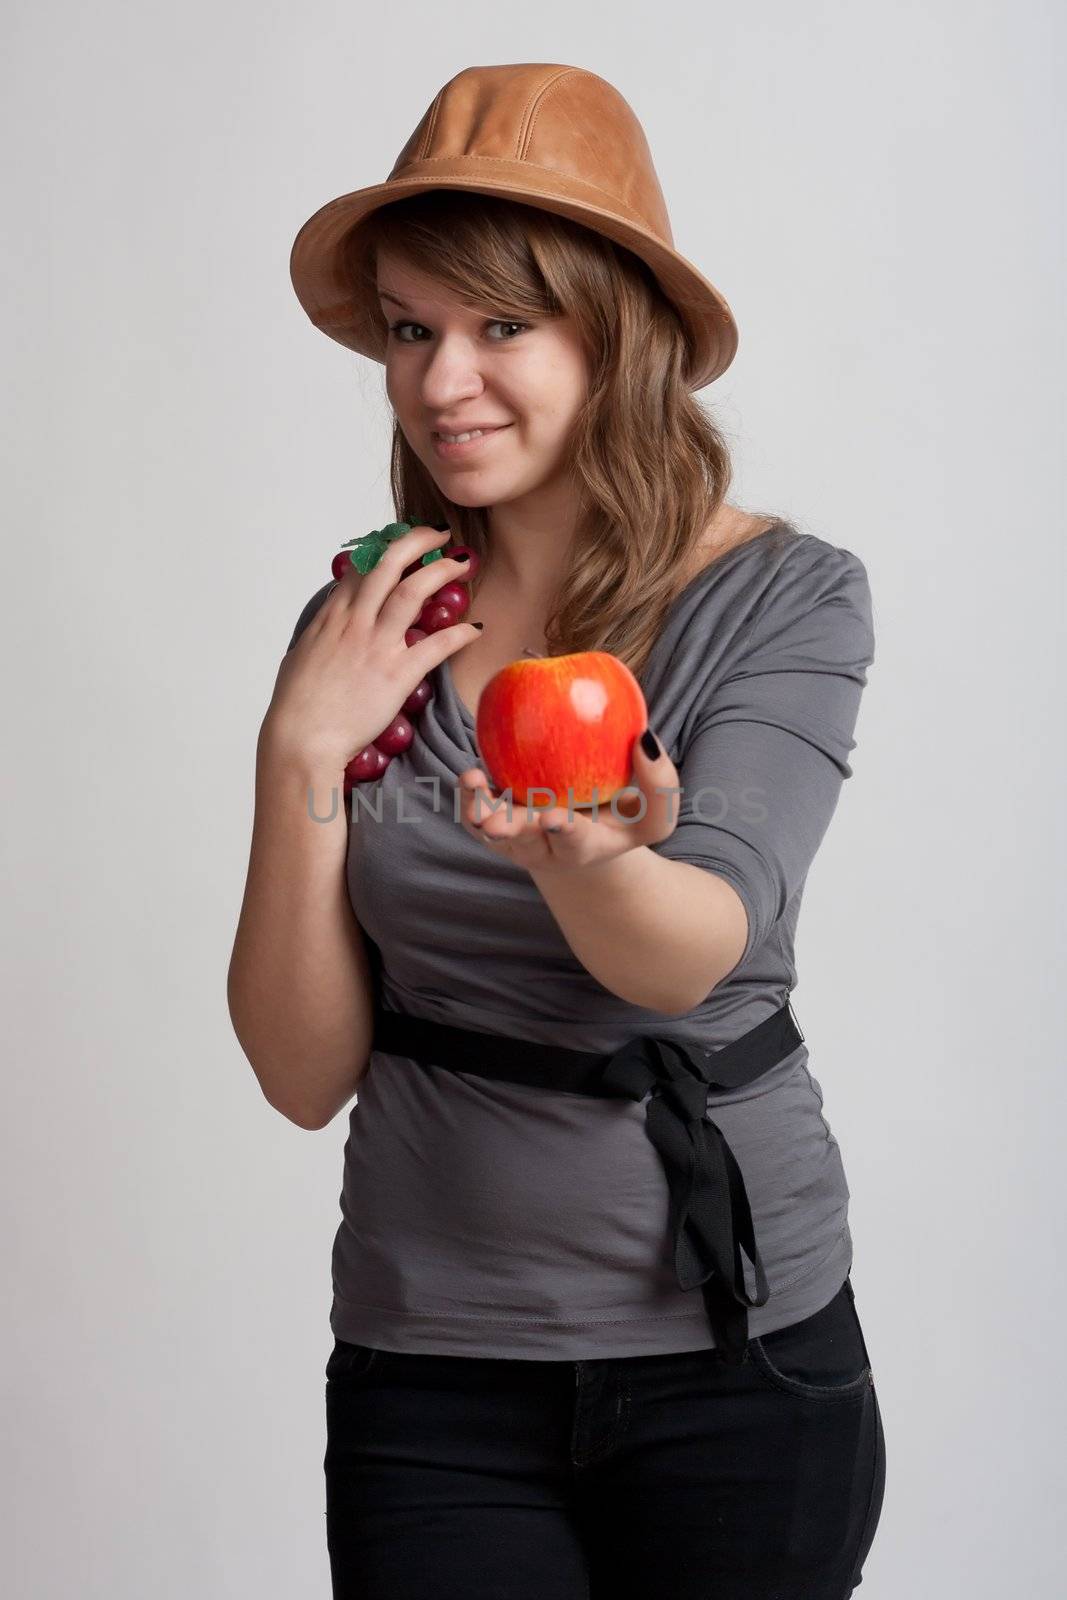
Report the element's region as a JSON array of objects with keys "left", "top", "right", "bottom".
[{"left": 286, "top": 520, "right": 876, "bottom": 1358}]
